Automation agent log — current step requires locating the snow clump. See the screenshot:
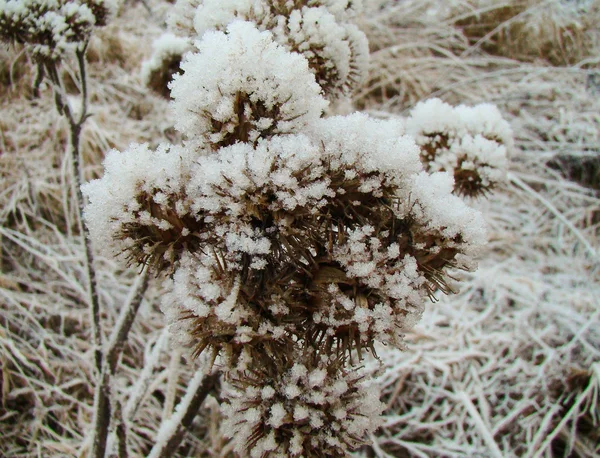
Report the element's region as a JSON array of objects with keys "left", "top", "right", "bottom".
[{"left": 169, "top": 21, "right": 328, "bottom": 149}]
